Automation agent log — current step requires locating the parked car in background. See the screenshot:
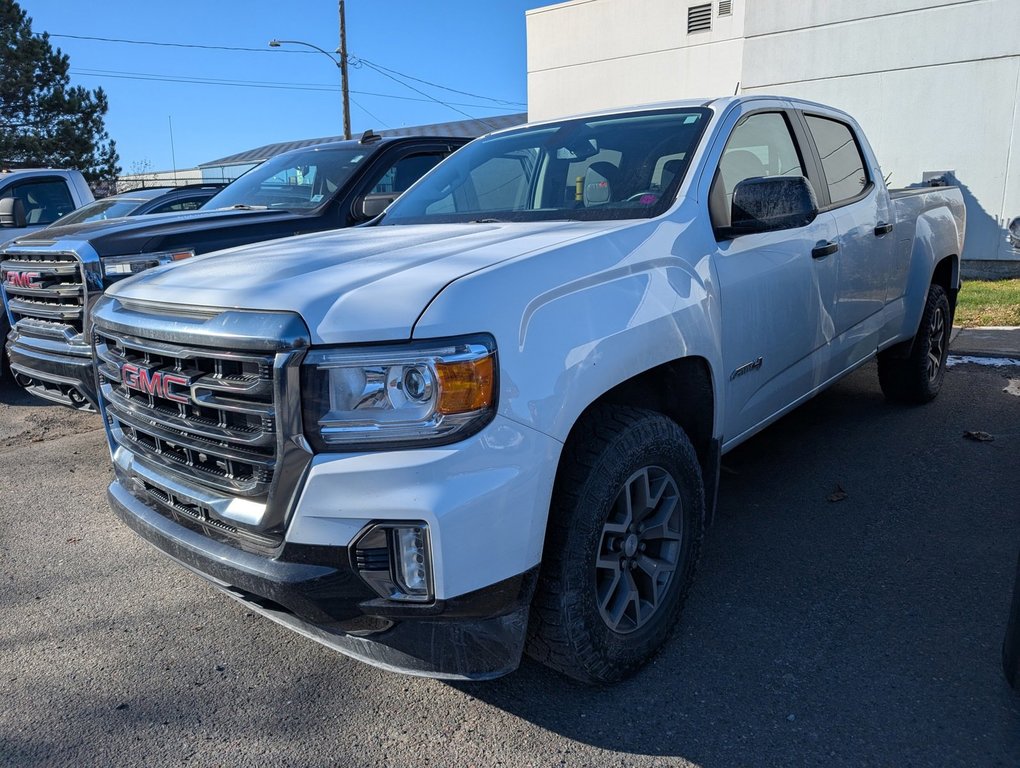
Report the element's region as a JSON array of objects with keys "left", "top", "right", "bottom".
[
  {"left": 90, "top": 96, "right": 965, "bottom": 683},
  {"left": 52, "top": 184, "right": 226, "bottom": 227},
  {"left": 0, "top": 168, "right": 94, "bottom": 240},
  {"left": 0, "top": 168, "right": 94, "bottom": 378},
  {"left": 0, "top": 133, "right": 471, "bottom": 406}
]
